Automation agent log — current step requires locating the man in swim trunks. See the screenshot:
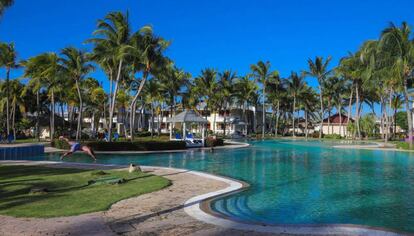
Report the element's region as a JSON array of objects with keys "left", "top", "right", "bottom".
[{"left": 59, "top": 136, "right": 96, "bottom": 161}]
